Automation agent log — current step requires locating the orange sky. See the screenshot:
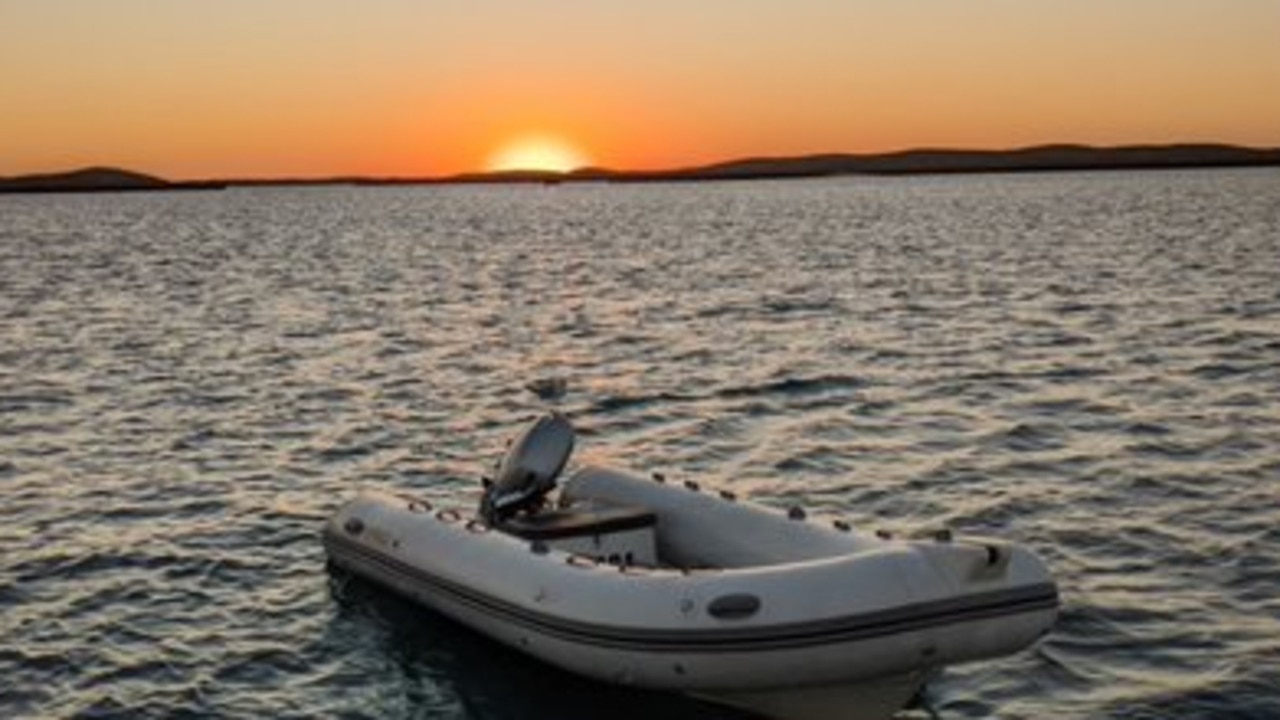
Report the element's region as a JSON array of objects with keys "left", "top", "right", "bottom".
[{"left": 2, "top": 0, "right": 1278, "bottom": 180}]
